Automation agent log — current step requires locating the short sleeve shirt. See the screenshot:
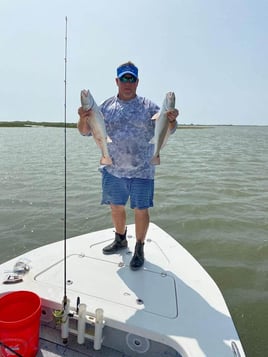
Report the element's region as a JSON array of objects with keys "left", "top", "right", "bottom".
[{"left": 100, "top": 95, "right": 159, "bottom": 179}]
